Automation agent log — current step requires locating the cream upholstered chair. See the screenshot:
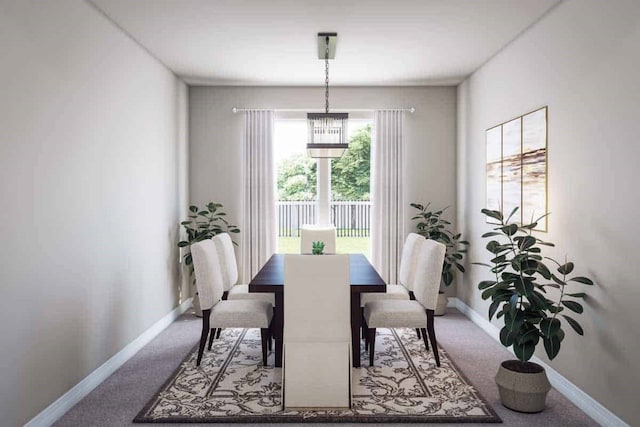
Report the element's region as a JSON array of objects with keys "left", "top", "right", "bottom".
[
  {"left": 300, "top": 225, "right": 337, "bottom": 254},
  {"left": 212, "top": 233, "right": 274, "bottom": 305},
  {"left": 360, "top": 233, "right": 424, "bottom": 341},
  {"left": 191, "top": 239, "right": 273, "bottom": 367},
  {"left": 364, "top": 238, "right": 446, "bottom": 367},
  {"left": 360, "top": 233, "right": 424, "bottom": 307},
  {"left": 207, "top": 233, "right": 276, "bottom": 348},
  {"left": 283, "top": 254, "right": 351, "bottom": 409}
]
